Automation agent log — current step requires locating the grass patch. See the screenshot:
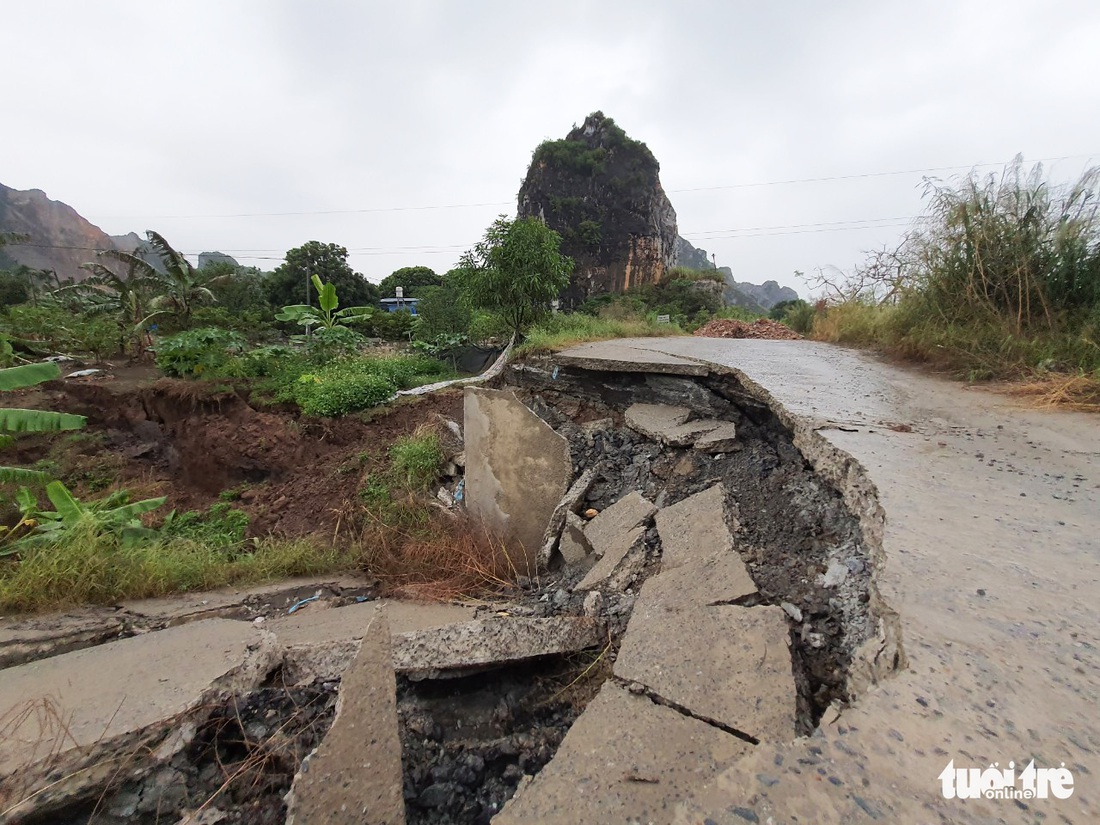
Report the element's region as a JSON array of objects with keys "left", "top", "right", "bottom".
[
  {"left": 0, "top": 521, "right": 350, "bottom": 613},
  {"left": 518, "top": 308, "right": 683, "bottom": 354},
  {"left": 389, "top": 430, "right": 444, "bottom": 490}
]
